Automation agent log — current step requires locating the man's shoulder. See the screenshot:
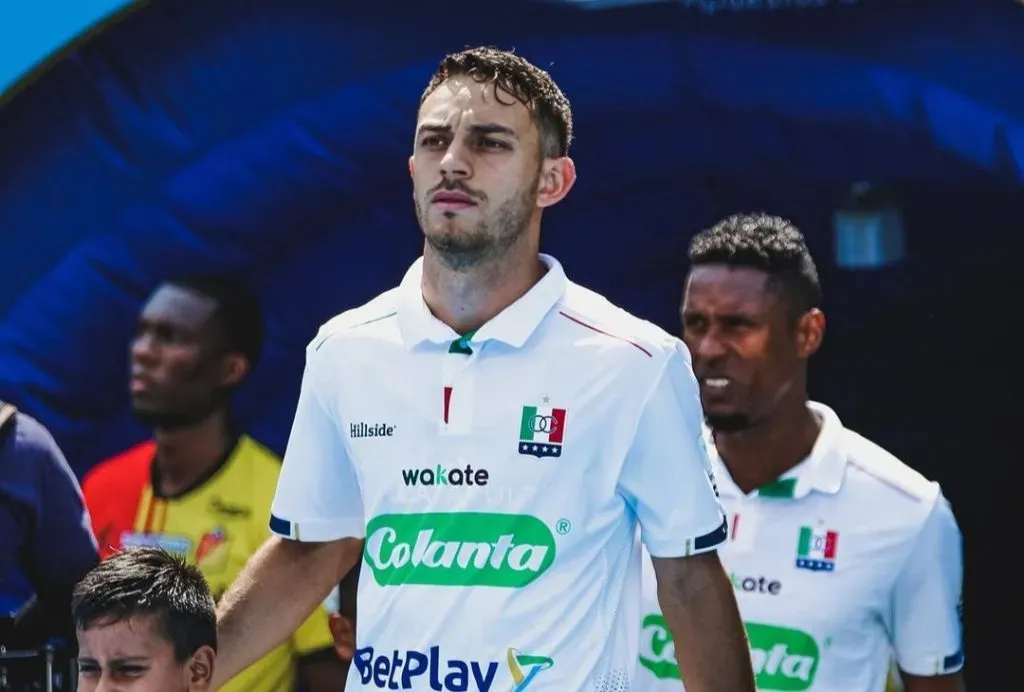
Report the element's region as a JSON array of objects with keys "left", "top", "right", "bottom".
[
  {"left": 201, "top": 436, "right": 281, "bottom": 516},
  {"left": 1, "top": 409, "right": 59, "bottom": 458},
  {"left": 308, "top": 287, "right": 402, "bottom": 353},
  {"left": 839, "top": 427, "right": 942, "bottom": 522},
  {"left": 555, "top": 281, "right": 680, "bottom": 364},
  {"left": 83, "top": 440, "right": 155, "bottom": 496},
  {"left": 228, "top": 435, "right": 283, "bottom": 483}
]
